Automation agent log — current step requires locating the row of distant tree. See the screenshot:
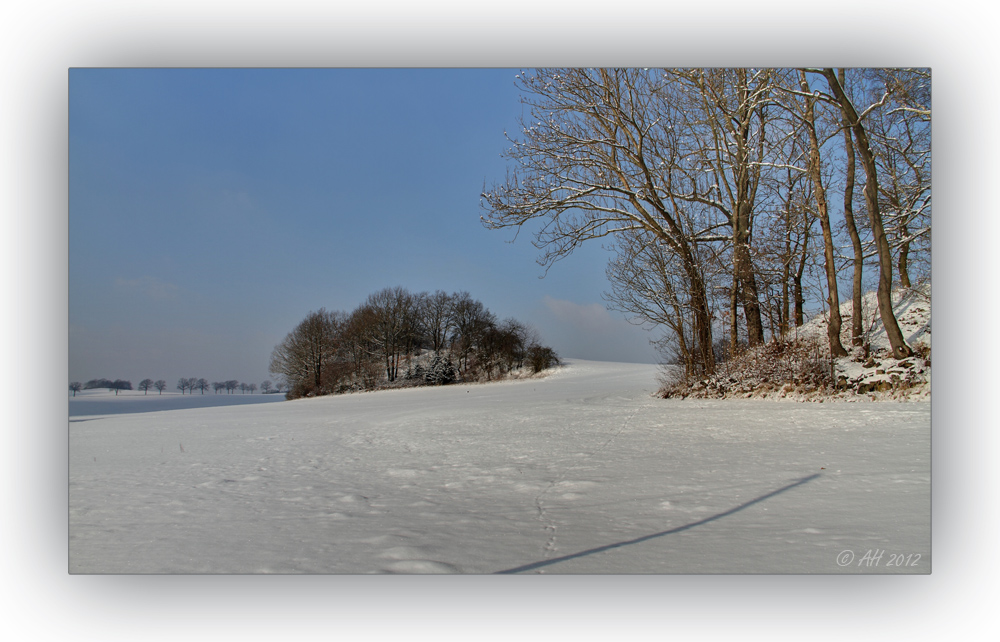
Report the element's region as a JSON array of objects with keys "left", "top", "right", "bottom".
[
  {"left": 69, "top": 378, "right": 136, "bottom": 395},
  {"left": 270, "top": 287, "right": 560, "bottom": 399},
  {"left": 69, "top": 378, "right": 286, "bottom": 396}
]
